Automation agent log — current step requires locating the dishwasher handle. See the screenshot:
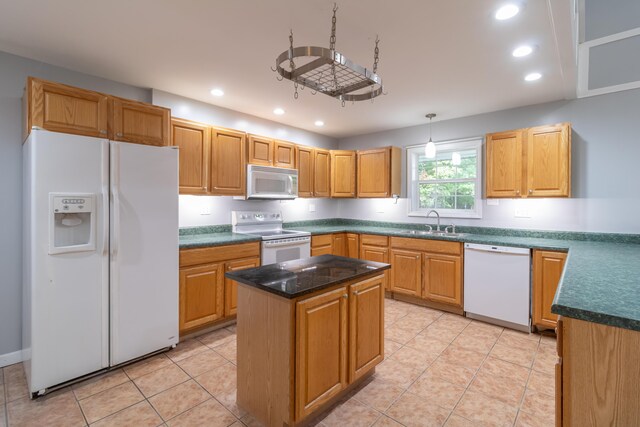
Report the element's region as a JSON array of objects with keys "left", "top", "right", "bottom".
[{"left": 464, "top": 243, "right": 530, "bottom": 255}]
